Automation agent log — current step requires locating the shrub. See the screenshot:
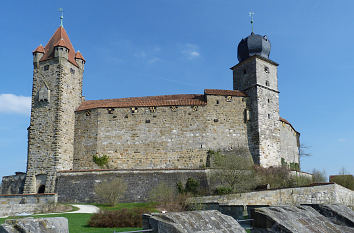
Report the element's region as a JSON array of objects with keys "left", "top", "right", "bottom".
[
  {"left": 88, "top": 208, "right": 148, "bottom": 228},
  {"left": 330, "top": 175, "right": 354, "bottom": 190},
  {"left": 149, "top": 182, "right": 190, "bottom": 211},
  {"left": 254, "top": 166, "right": 291, "bottom": 189},
  {"left": 214, "top": 186, "right": 232, "bottom": 195},
  {"left": 94, "top": 178, "right": 127, "bottom": 206},
  {"left": 93, "top": 154, "right": 109, "bottom": 167},
  {"left": 185, "top": 178, "right": 199, "bottom": 195}
]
